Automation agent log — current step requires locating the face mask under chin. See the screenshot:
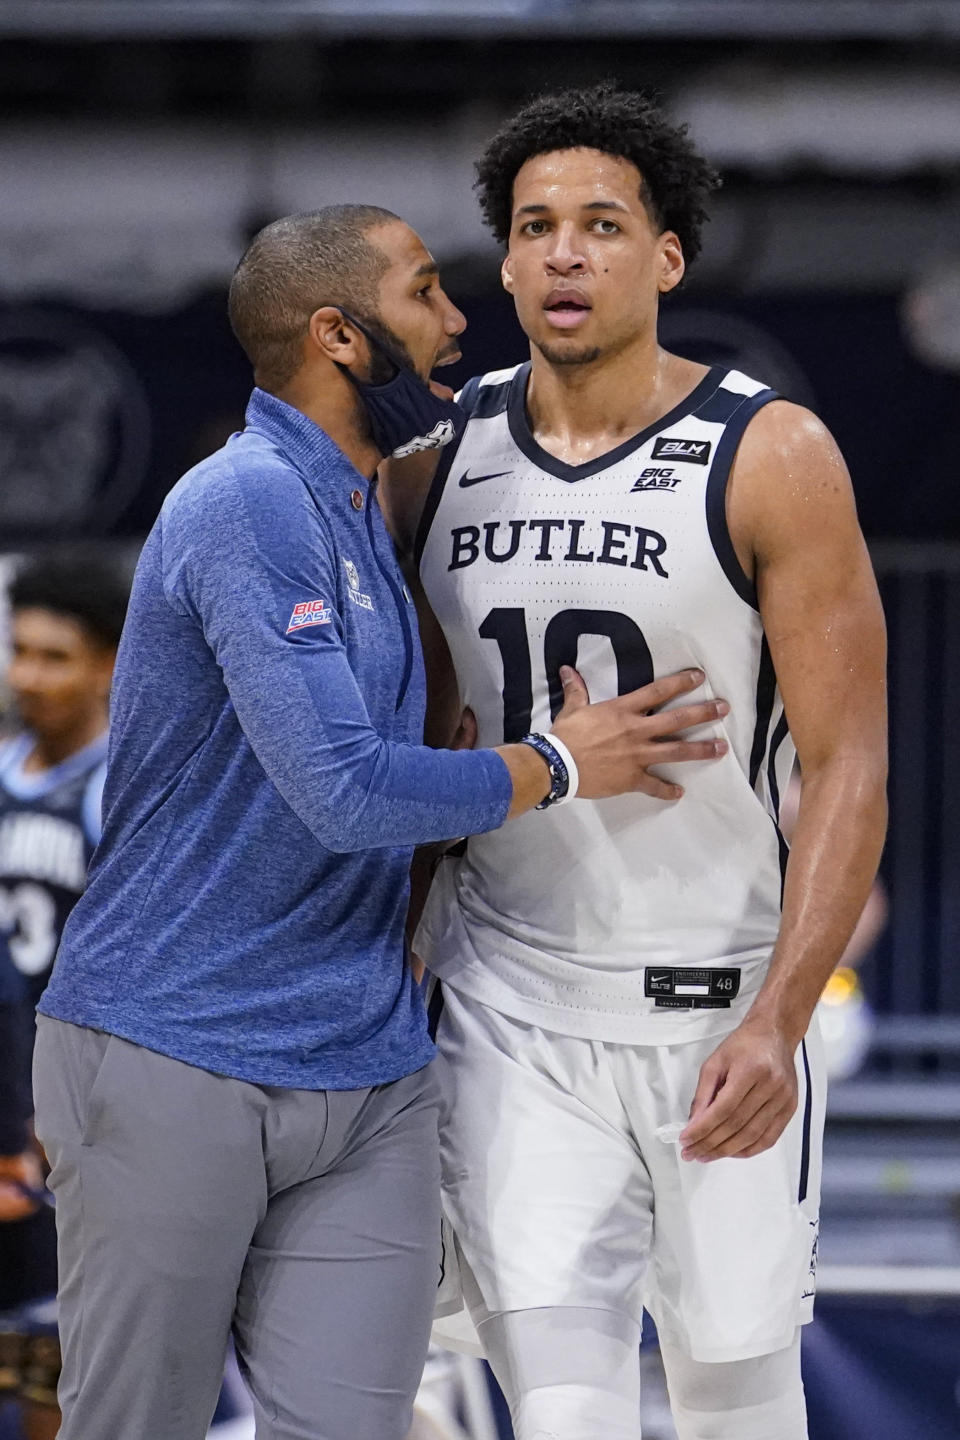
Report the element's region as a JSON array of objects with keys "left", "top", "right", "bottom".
[{"left": 337, "top": 311, "right": 465, "bottom": 461}]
